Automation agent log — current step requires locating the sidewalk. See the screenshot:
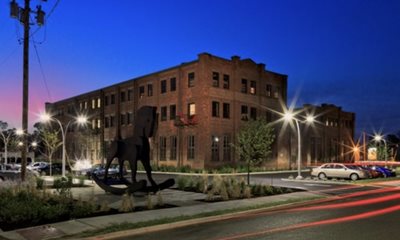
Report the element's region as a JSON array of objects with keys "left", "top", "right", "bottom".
[{"left": 0, "top": 177, "right": 323, "bottom": 240}]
